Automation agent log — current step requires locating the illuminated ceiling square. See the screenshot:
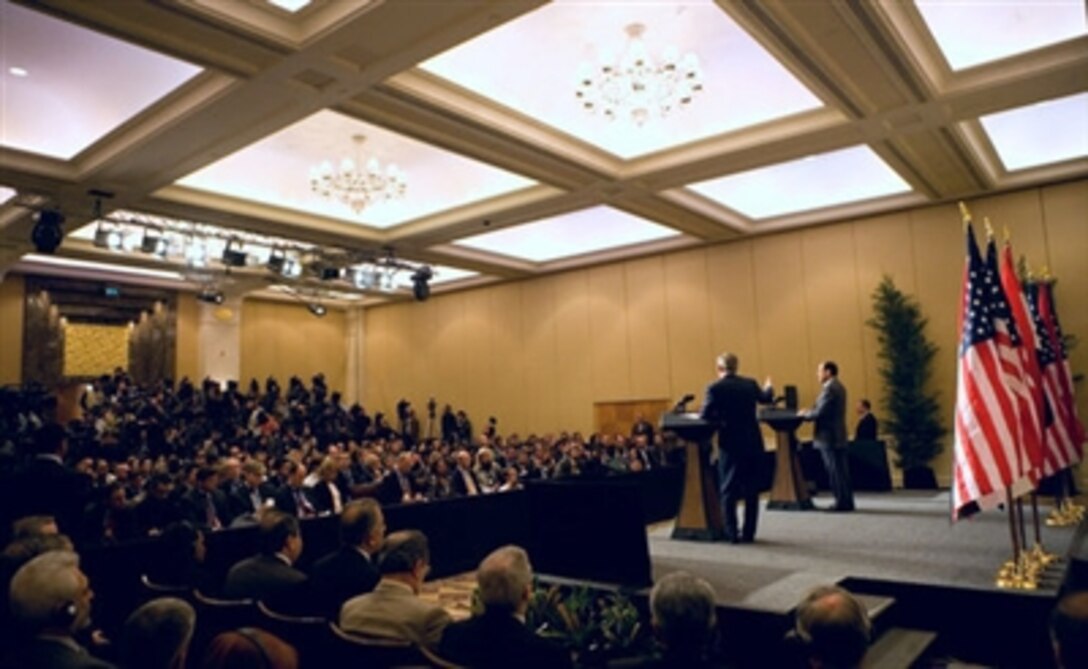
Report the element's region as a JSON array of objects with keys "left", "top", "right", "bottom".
[
  {"left": 453, "top": 206, "right": 680, "bottom": 263},
  {"left": 0, "top": 0, "right": 202, "bottom": 159},
  {"left": 915, "top": 0, "right": 1087, "bottom": 71},
  {"left": 979, "top": 93, "right": 1088, "bottom": 172},
  {"left": 419, "top": 0, "right": 822, "bottom": 159},
  {"left": 687, "top": 146, "right": 912, "bottom": 220},
  {"left": 176, "top": 110, "right": 537, "bottom": 229}
]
